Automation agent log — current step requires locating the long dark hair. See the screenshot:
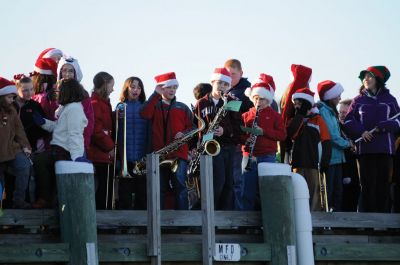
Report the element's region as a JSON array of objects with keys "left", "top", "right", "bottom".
[
  {"left": 93, "top": 72, "right": 114, "bottom": 99},
  {"left": 322, "top": 99, "right": 339, "bottom": 118},
  {"left": 58, "top": 79, "right": 85, "bottom": 105},
  {"left": 32, "top": 74, "right": 56, "bottom": 95},
  {"left": 0, "top": 95, "right": 15, "bottom": 114},
  {"left": 119, "top": 76, "right": 146, "bottom": 103}
]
